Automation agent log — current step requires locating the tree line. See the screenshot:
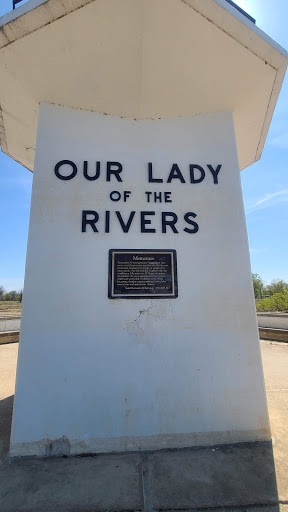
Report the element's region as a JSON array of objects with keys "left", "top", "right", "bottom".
[
  {"left": 252, "top": 274, "right": 288, "bottom": 299},
  {"left": 1, "top": 276, "right": 287, "bottom": 311},
  {"left": 252, "top": 274, "right": 288, "bottom": 312},
  {"left": 0, "top": 286, "right": 22, "bottom": 302}
]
